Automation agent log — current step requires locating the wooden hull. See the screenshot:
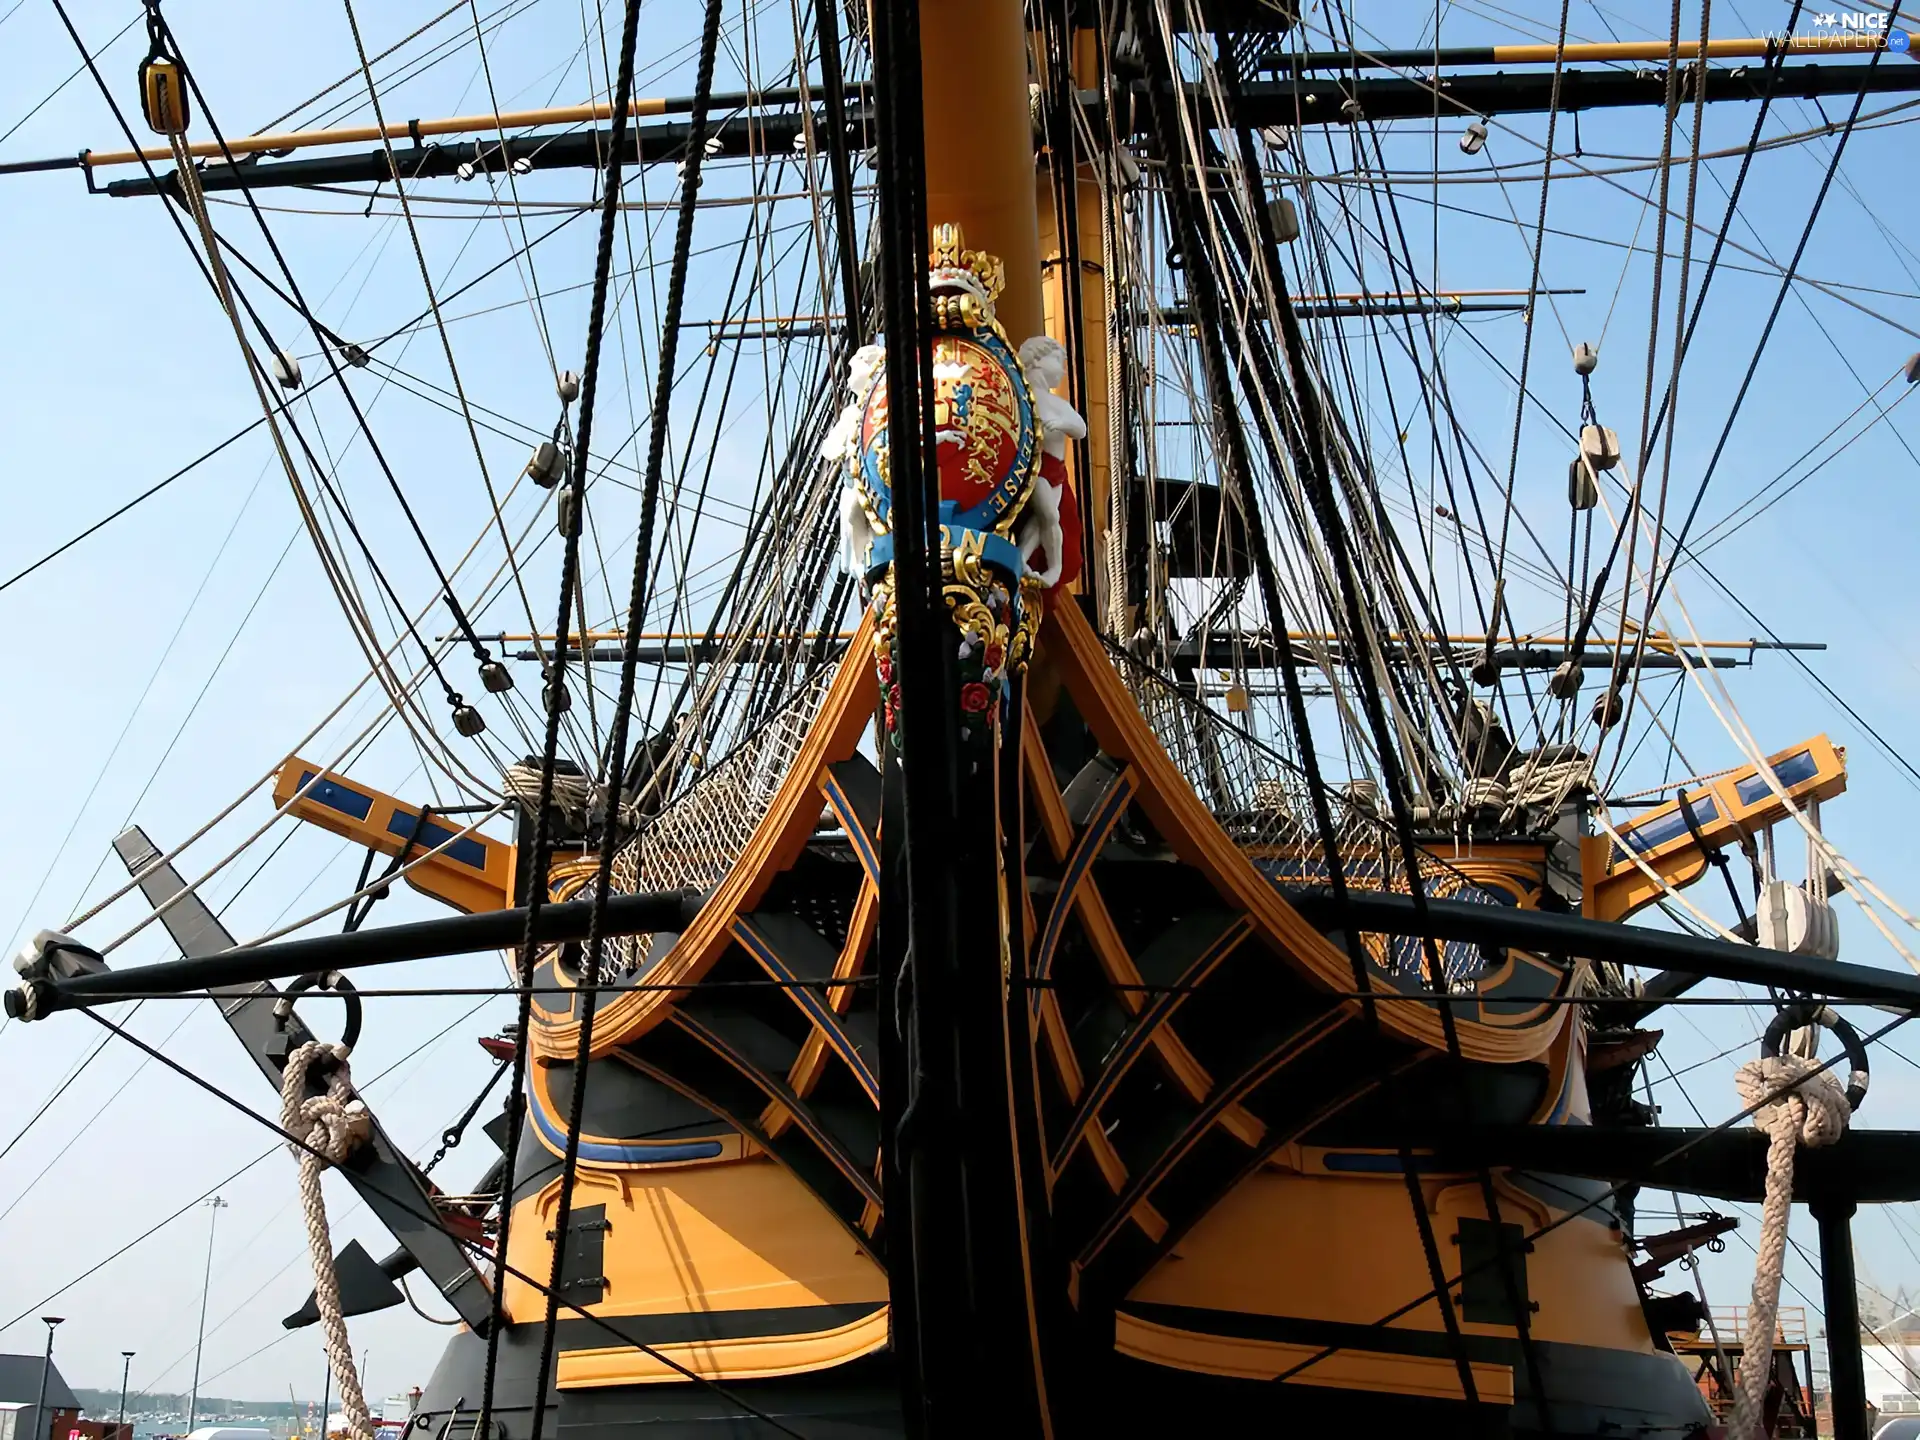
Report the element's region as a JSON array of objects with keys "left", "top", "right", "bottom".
[
  {"left": 417, "top": 1316, "right": 1708, "bottom": 1437},
  {"left": 426, "top": 604, "right": 1708, "bottom": 1438}
]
